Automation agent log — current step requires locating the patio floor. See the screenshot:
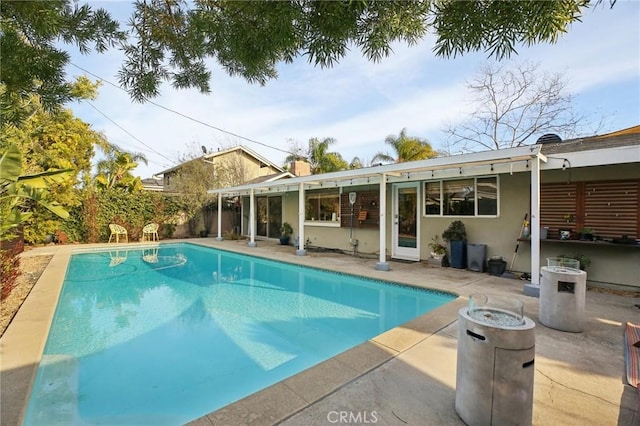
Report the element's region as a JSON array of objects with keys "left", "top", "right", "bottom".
[{"left": 1, "top": 239, "right": 638, "bottom": 425}]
